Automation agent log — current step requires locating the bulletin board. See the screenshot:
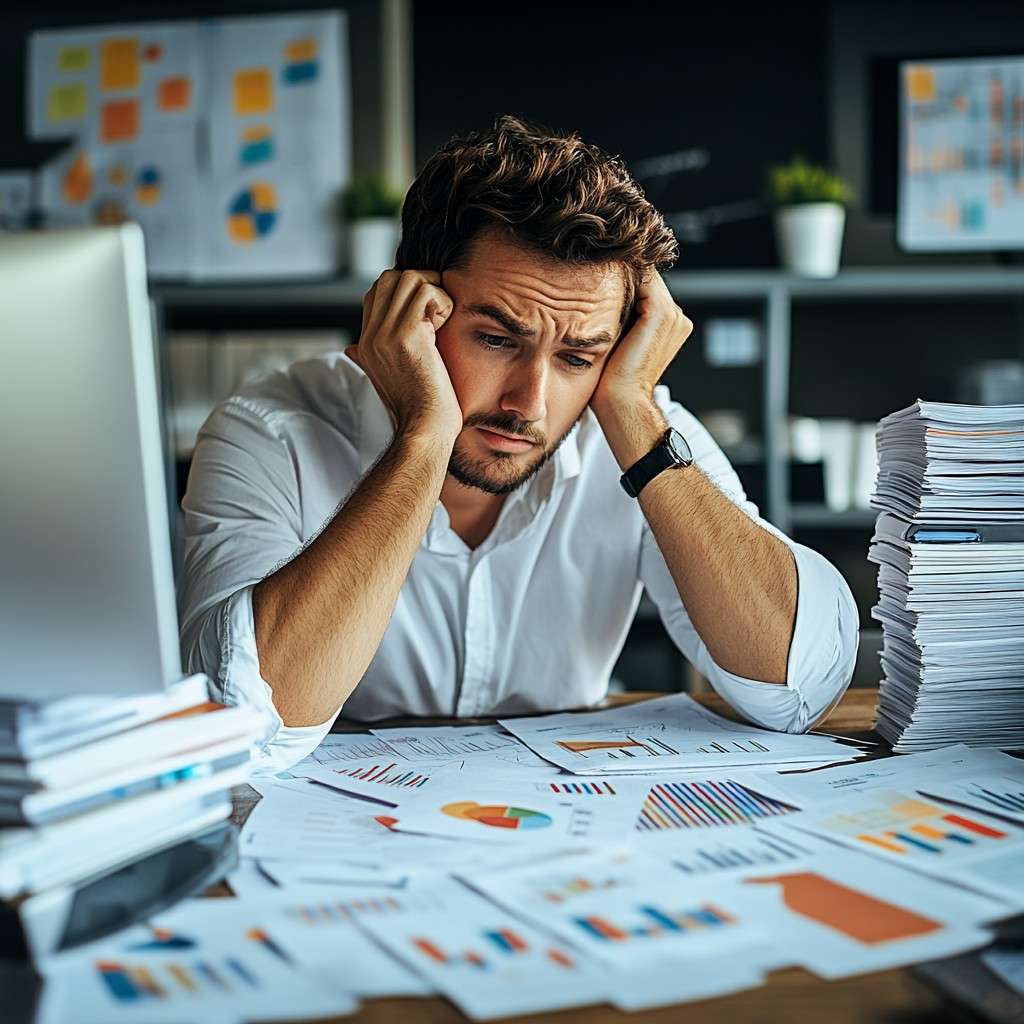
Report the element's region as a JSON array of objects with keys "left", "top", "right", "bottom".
[{"left": 28, "top": 11, "right": 351, "bottom": 279}]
